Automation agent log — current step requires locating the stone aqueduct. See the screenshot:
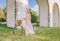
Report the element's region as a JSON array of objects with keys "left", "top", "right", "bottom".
[{"left": 7, "top": 0, "right": 60, "bottom": 28}]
